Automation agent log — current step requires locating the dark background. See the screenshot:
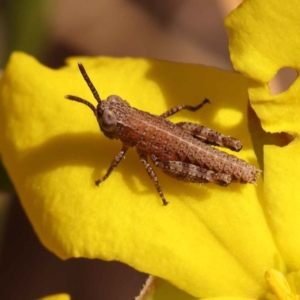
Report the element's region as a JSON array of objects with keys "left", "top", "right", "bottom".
[{"left": 0, "top": 1, "right": 295, "bottom": 299}]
